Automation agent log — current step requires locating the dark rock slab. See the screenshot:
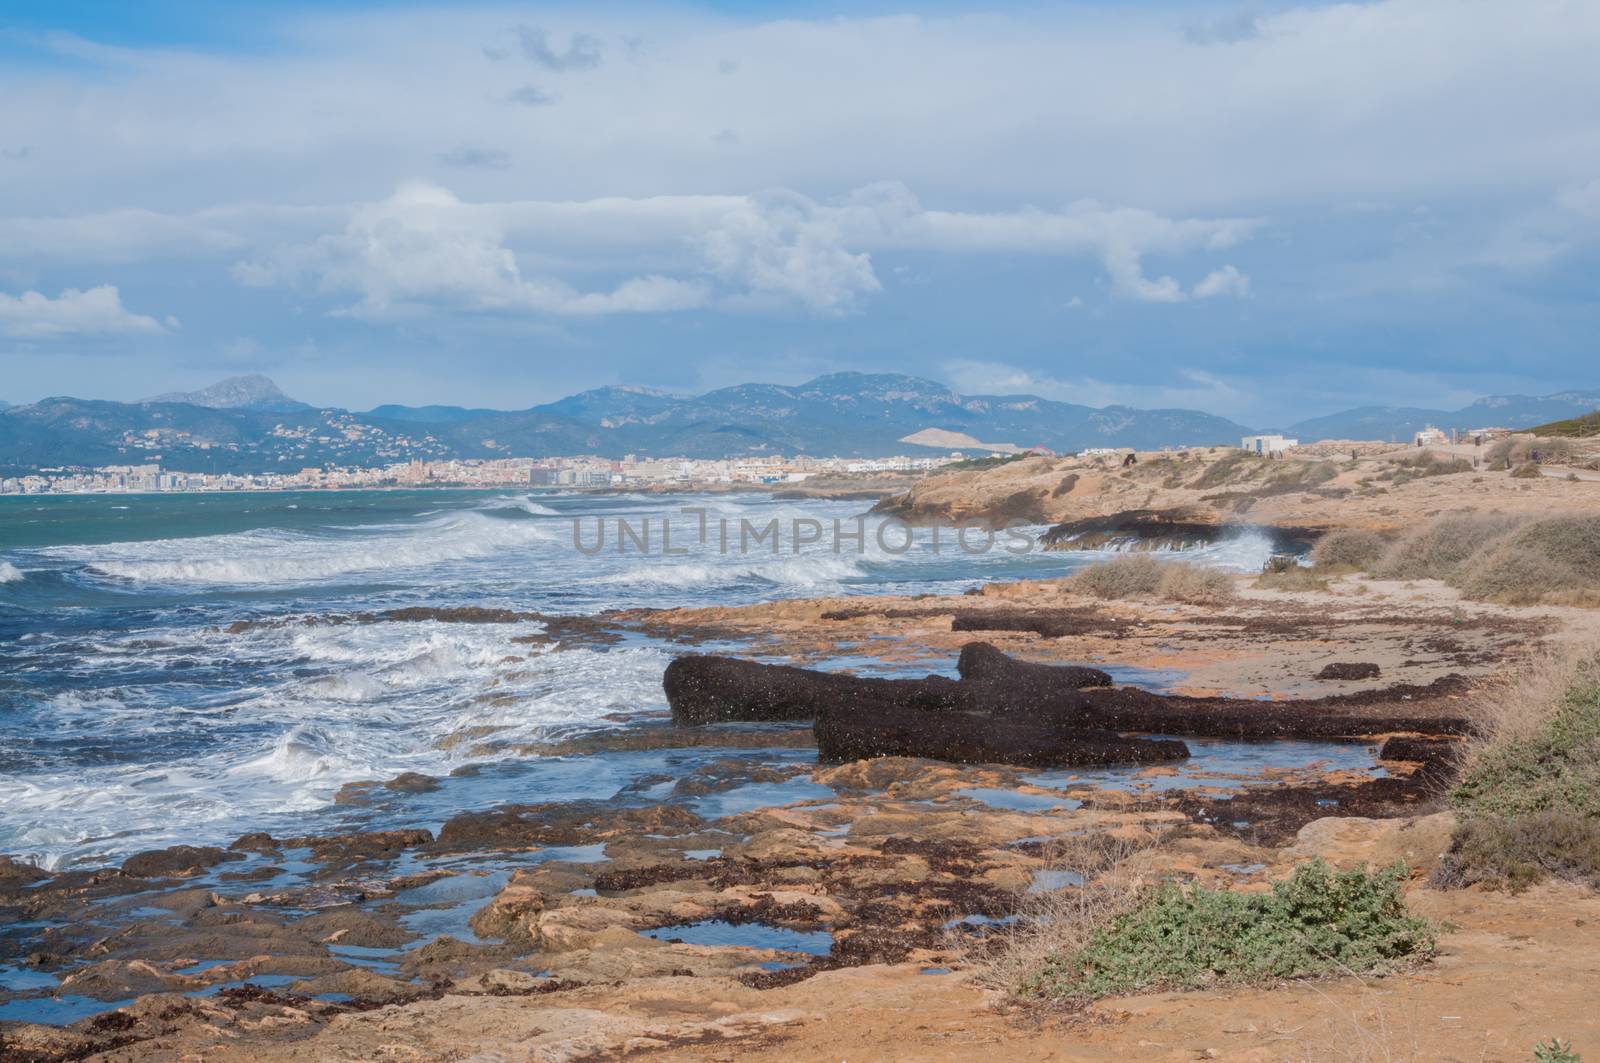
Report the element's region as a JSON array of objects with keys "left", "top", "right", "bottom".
[
  {"left": 951, "top": 608, "right": 1124, "bottom": 639},
  {"left": 663, "top": 653, "right": 1090, "bottom": 727},
  {"left": 1078, "top": 678, "right": 1471, "bottom": 739},
  {"left": 1317, "top": 661, "right": 1383, "bottom": 680},
  {"left": 956, "top": 641, "right": 1112, "bottom": 688},
  {"left": 814, "top": 700, "right": 1187, "bottom": 767},
  {"left": 121, "top": 845, "right": 241, "bottom": 878}
]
